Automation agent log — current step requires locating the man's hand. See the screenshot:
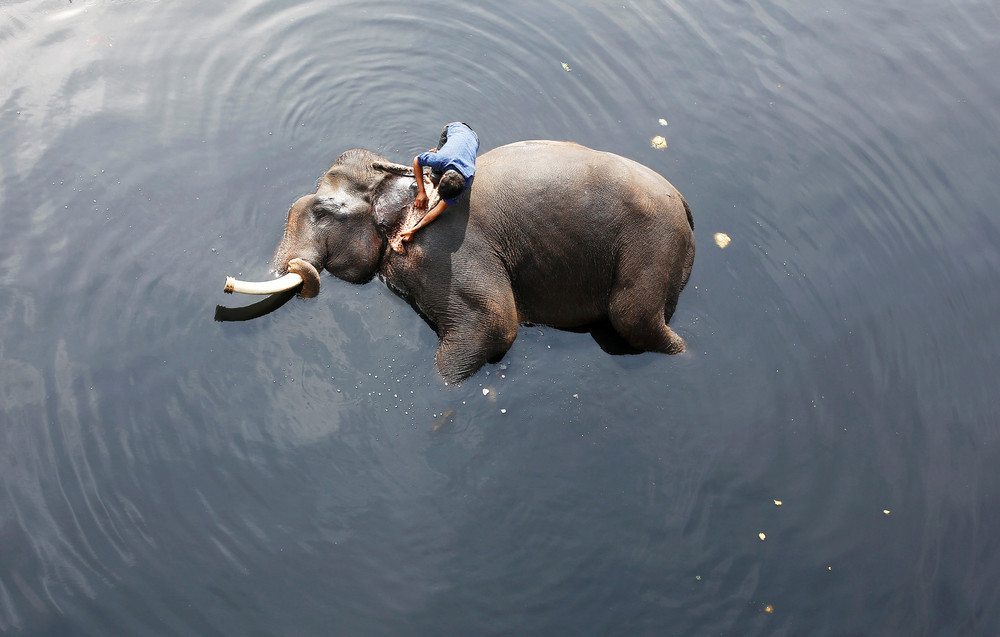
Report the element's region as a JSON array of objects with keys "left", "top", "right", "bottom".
[
  {"left": 414, "top": 192, "right": 429, "bottom": 210},
  {"left": 413, "top": 155, "right": 429, "bottom": 210}
]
